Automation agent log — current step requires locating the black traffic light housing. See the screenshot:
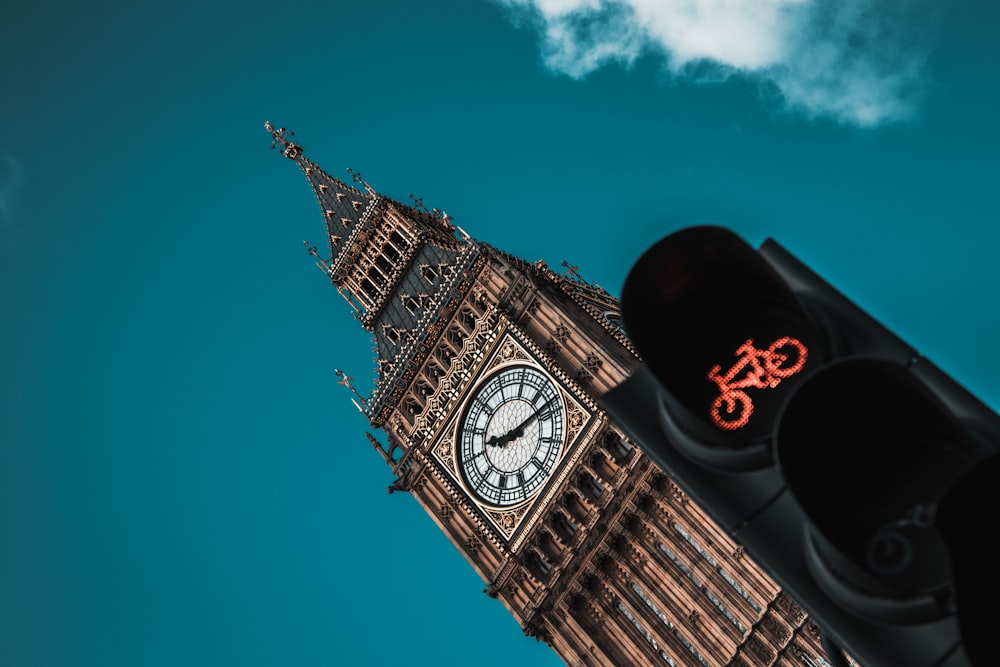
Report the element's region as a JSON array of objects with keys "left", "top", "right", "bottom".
[{"left": 600, "top": 226, "right": 1000, "bottom": 667}]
